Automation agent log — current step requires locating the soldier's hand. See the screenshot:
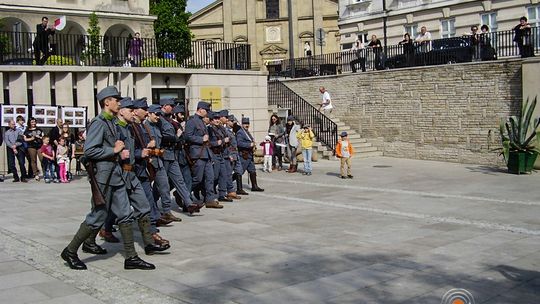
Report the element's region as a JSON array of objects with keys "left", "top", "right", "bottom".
[
  {"left": 120, "top": 149, "right": 130, "bottom": 160},
  {"left": 217, "top": 139, "right": 222, "bottom": 145},
  {"left": 224, "top": 137, "right": 230, "bottom": 143},
  {"left": 114, "top": 140, "right": 125, "bottom": 153},
  {"left": 141, "top": 148, "right": 151, "bottom": 158},
  {"left": 203, "top": 134, "right": 209, "bottom": 142},
  {"left": 147, "top": 139, "right": 156, "bottom": 149}
]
